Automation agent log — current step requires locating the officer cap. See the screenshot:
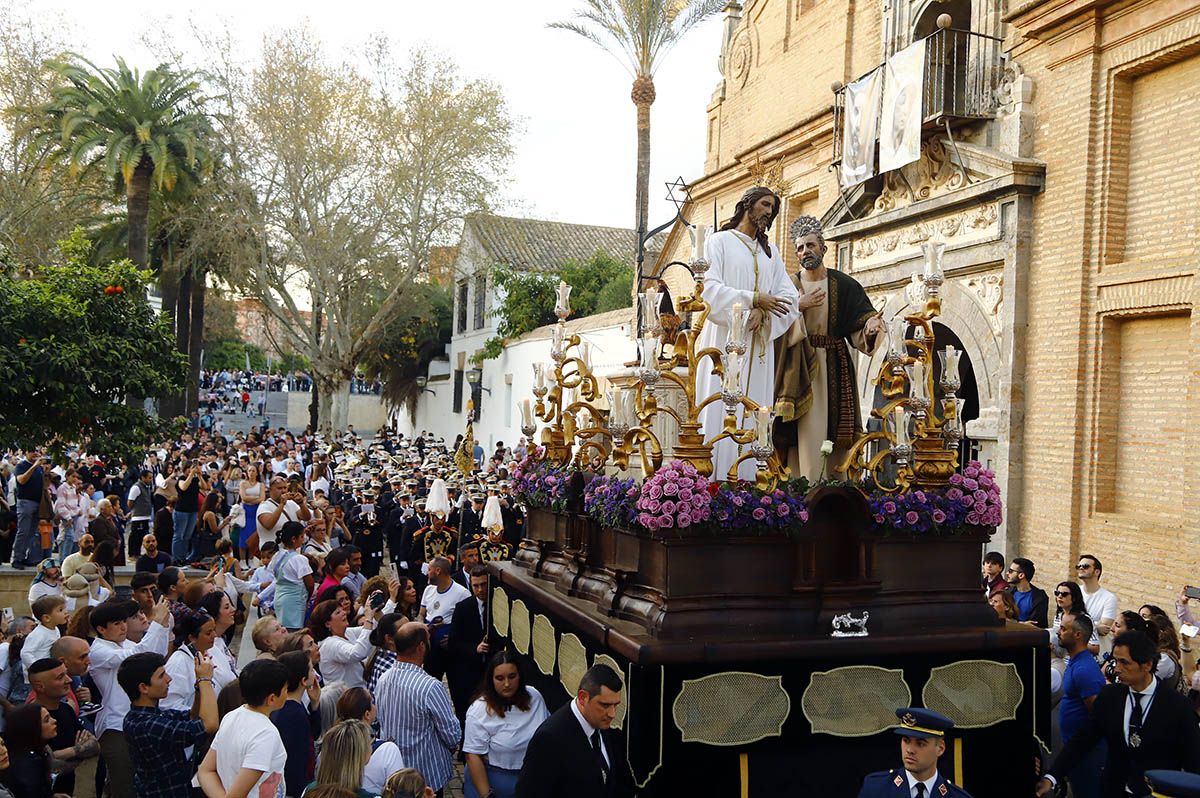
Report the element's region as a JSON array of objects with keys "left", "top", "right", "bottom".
[
  {"left": 893, "top": 707, "right": 954, "bottom": 740},
  {"left": 1146, "top": 771, "right": 1200, "bottom": 798}
]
